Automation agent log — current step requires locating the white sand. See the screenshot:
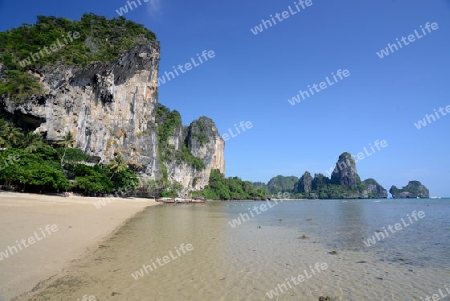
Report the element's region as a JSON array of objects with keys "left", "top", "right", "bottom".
[{"left": 0, "top": 192, "right": 158, "bottom": 300}]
